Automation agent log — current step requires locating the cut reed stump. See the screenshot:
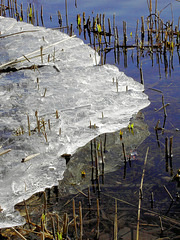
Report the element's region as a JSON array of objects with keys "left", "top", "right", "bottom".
[
  {"left": 79, "top": 201, "right": 83, "bottom": 240},
  {"left": 136, "top": 147, "right": 149, "bottom": 240},
  {"left": 73, "top": 199, "right": 78, "bottom": 239},
  {"left": 114, "top": 198, "right": 118, "bottom": 240}
]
